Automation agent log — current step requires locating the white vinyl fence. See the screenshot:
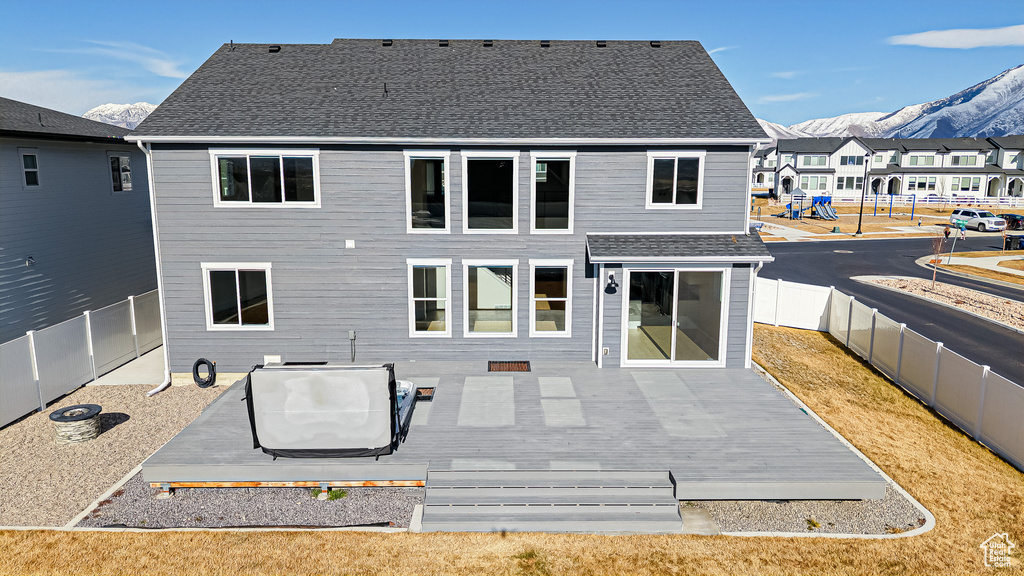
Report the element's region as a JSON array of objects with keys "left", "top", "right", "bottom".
[
  {"left": 0, "top": 290, "right": 162, "bottom": 428},
  {"left": 755, "top": 277, "right": 1024, "bottom": 472}
]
